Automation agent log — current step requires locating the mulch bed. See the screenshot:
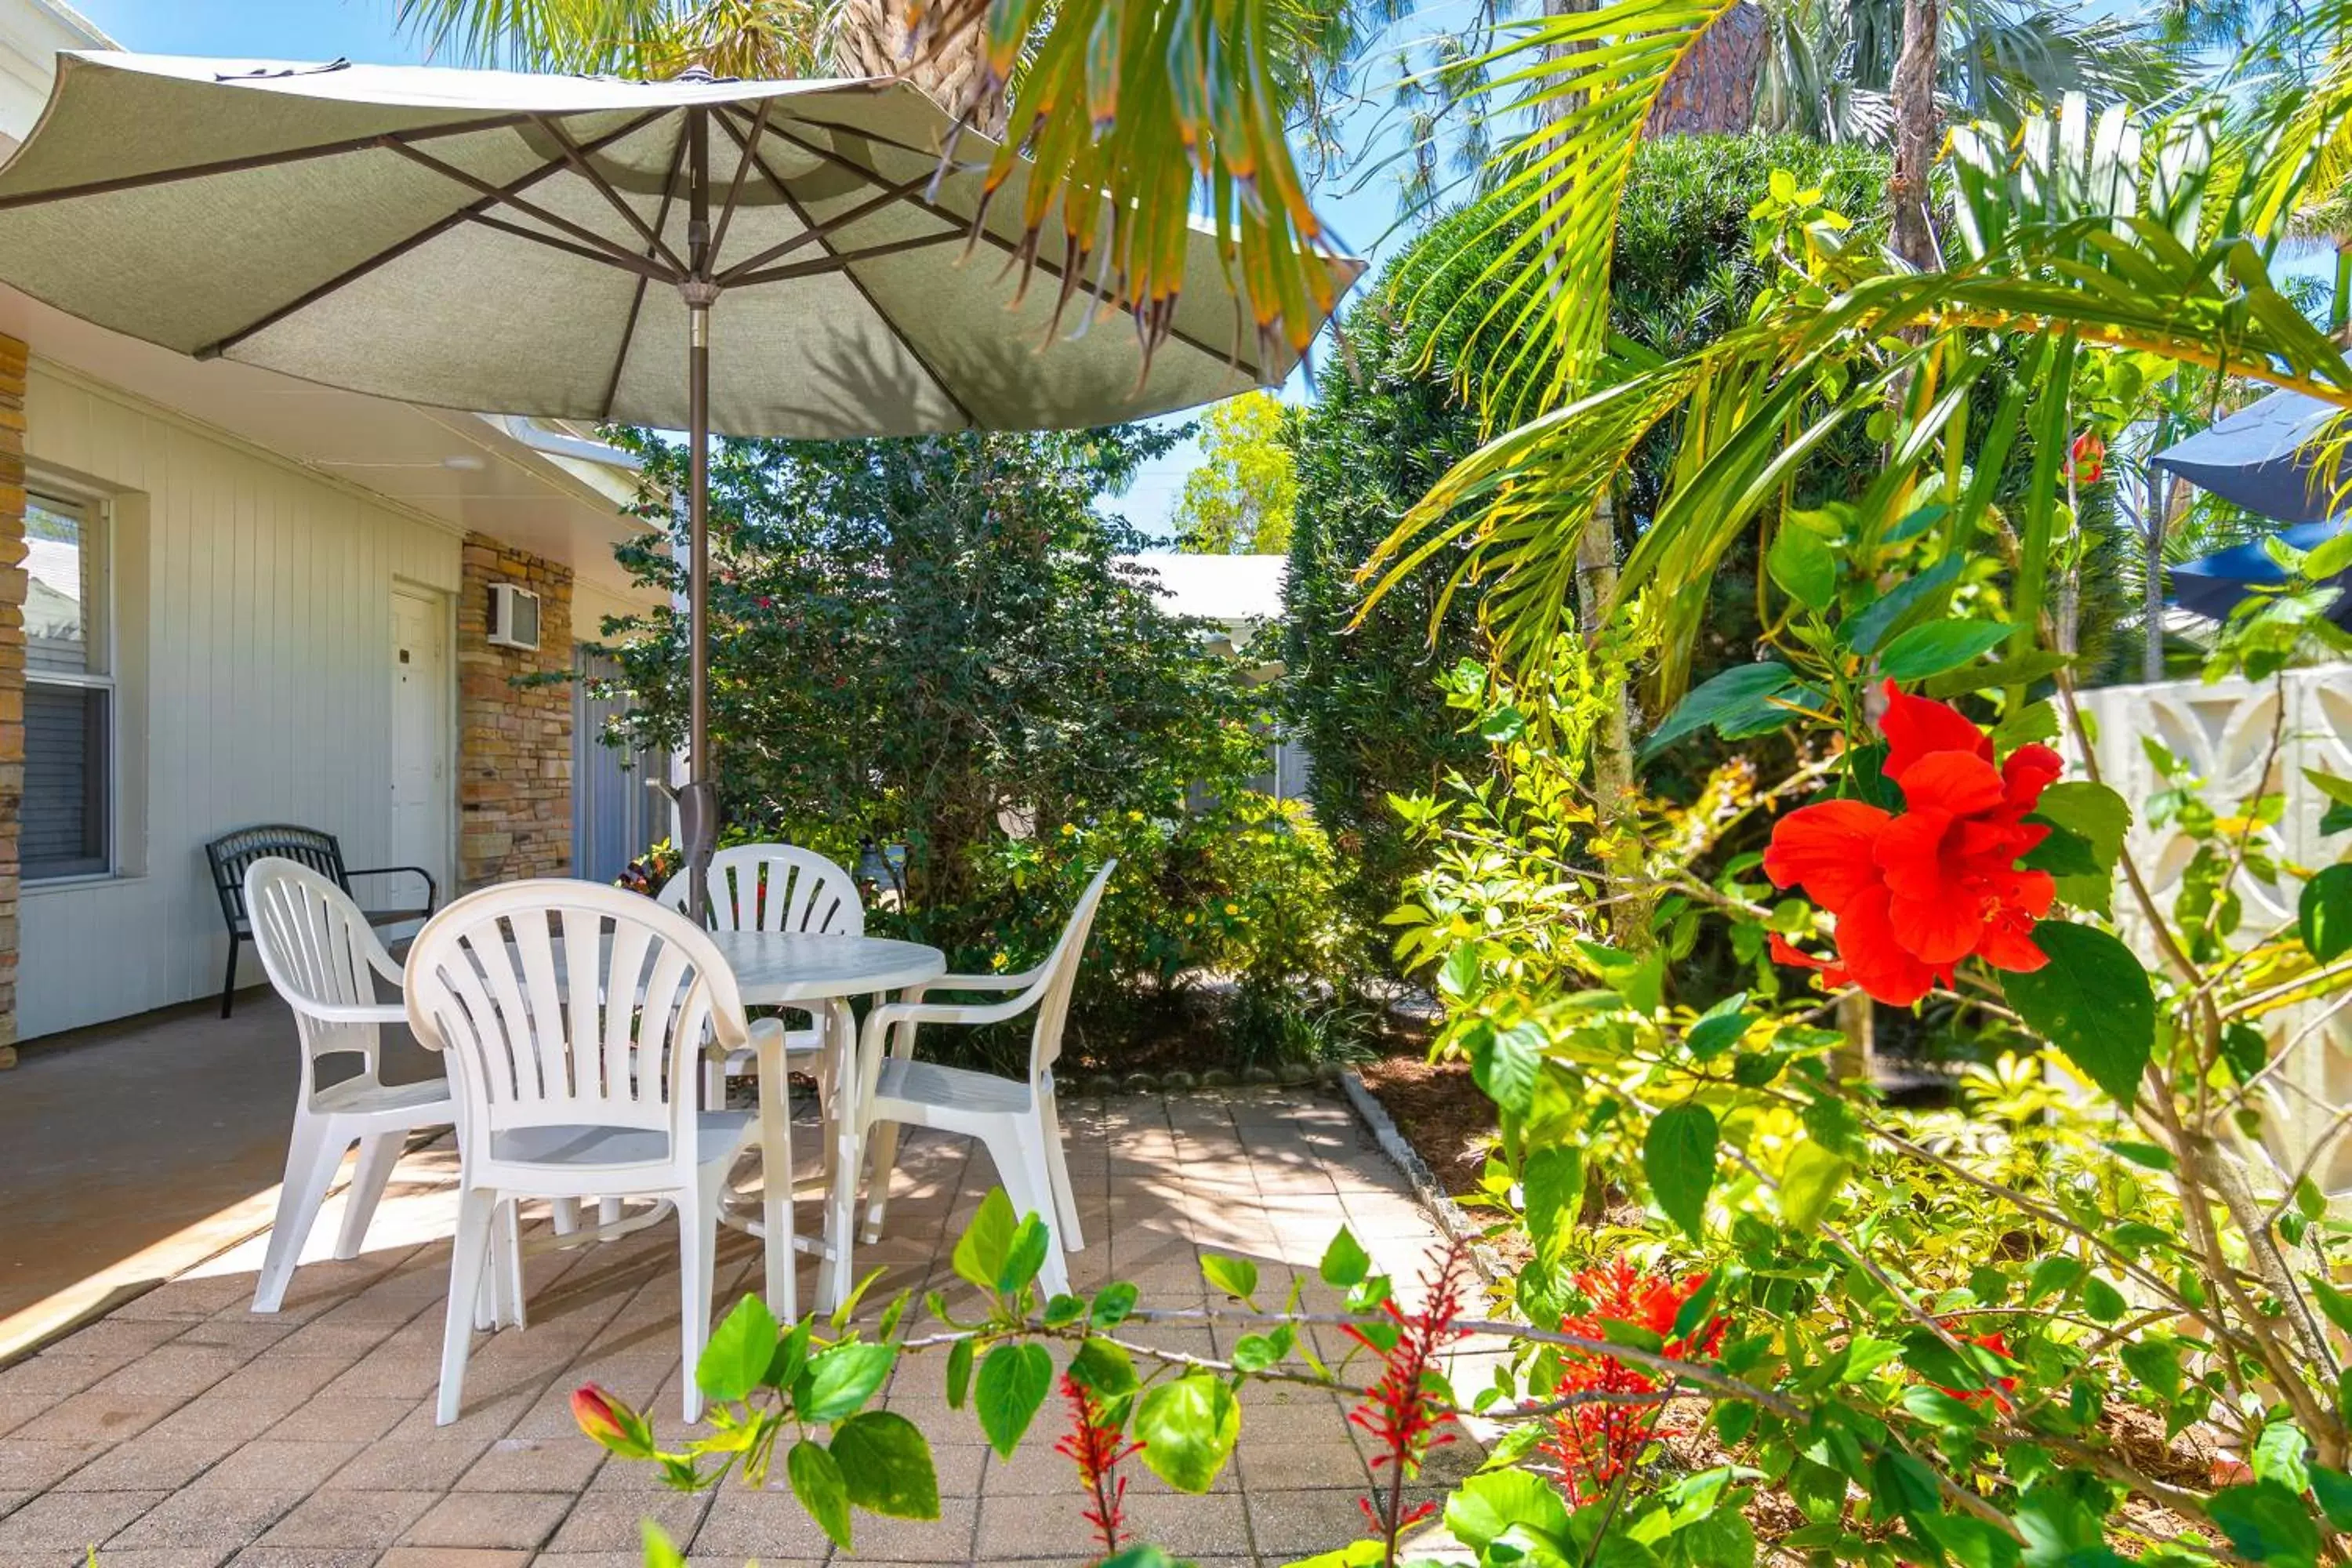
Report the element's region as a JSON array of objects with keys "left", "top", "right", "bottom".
[{"left": 1355, "top": 1049, "right": 1498, "bottom": 1199}]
